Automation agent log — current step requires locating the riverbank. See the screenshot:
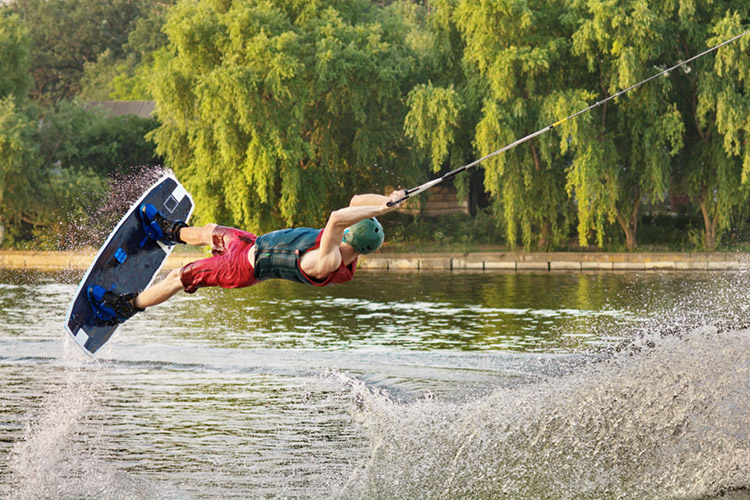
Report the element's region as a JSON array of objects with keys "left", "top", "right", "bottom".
[{"left": 1, "top": 249, "right": 749, "bottom": 272}]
